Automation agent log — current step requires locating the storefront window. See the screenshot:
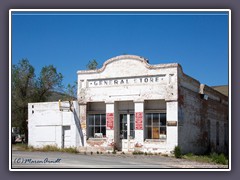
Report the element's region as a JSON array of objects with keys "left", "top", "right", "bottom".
[
  {"left": 88, "top": 114, "right": 106, "bottom": 138},
  {"left": 145, "top": 113, "right": 166, "bottom": 139}
]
